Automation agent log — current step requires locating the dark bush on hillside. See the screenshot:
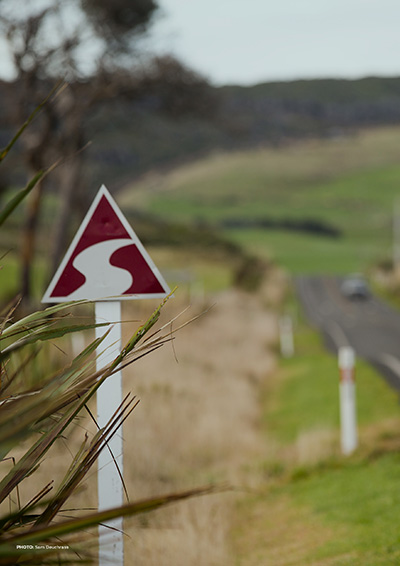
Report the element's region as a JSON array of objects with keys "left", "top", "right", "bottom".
[
  {"left": 125, "top": 209, "right": 243, "bottom": 256},
  {"left": 220, "top": 216, "right": 341, "bottom": 238}
]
